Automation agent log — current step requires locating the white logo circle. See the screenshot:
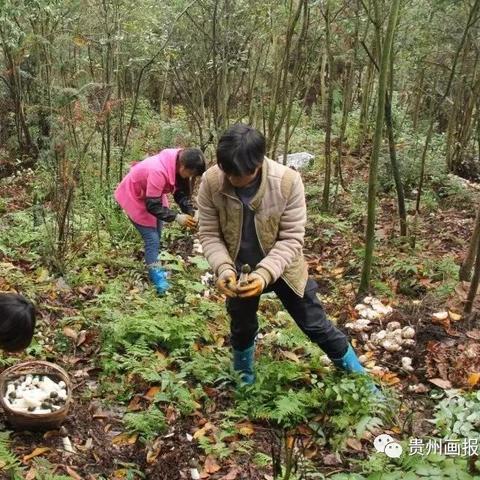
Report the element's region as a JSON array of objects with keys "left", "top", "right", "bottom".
[
  {"left": 384, "top": 441, "right": 403, "bottom": 458},
  {"left": 373, "top": 434, "right": 394, "bottom": 453}
]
